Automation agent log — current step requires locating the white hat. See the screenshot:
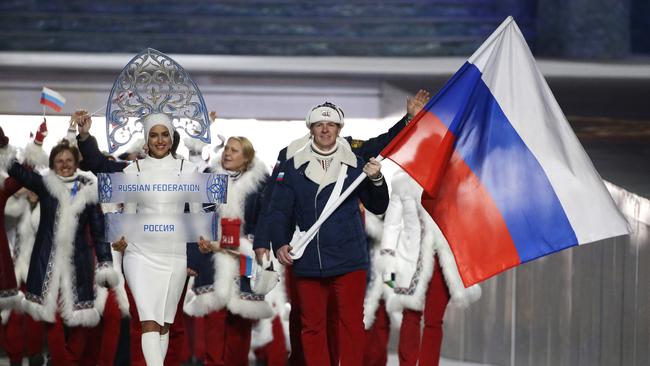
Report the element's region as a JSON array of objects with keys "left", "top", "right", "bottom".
[
  {"left": 143, "top": 113, "right": 175, "bottom": 143},
  {"left": 306, "top": 102, "right": 344, "bottom": 128}
]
